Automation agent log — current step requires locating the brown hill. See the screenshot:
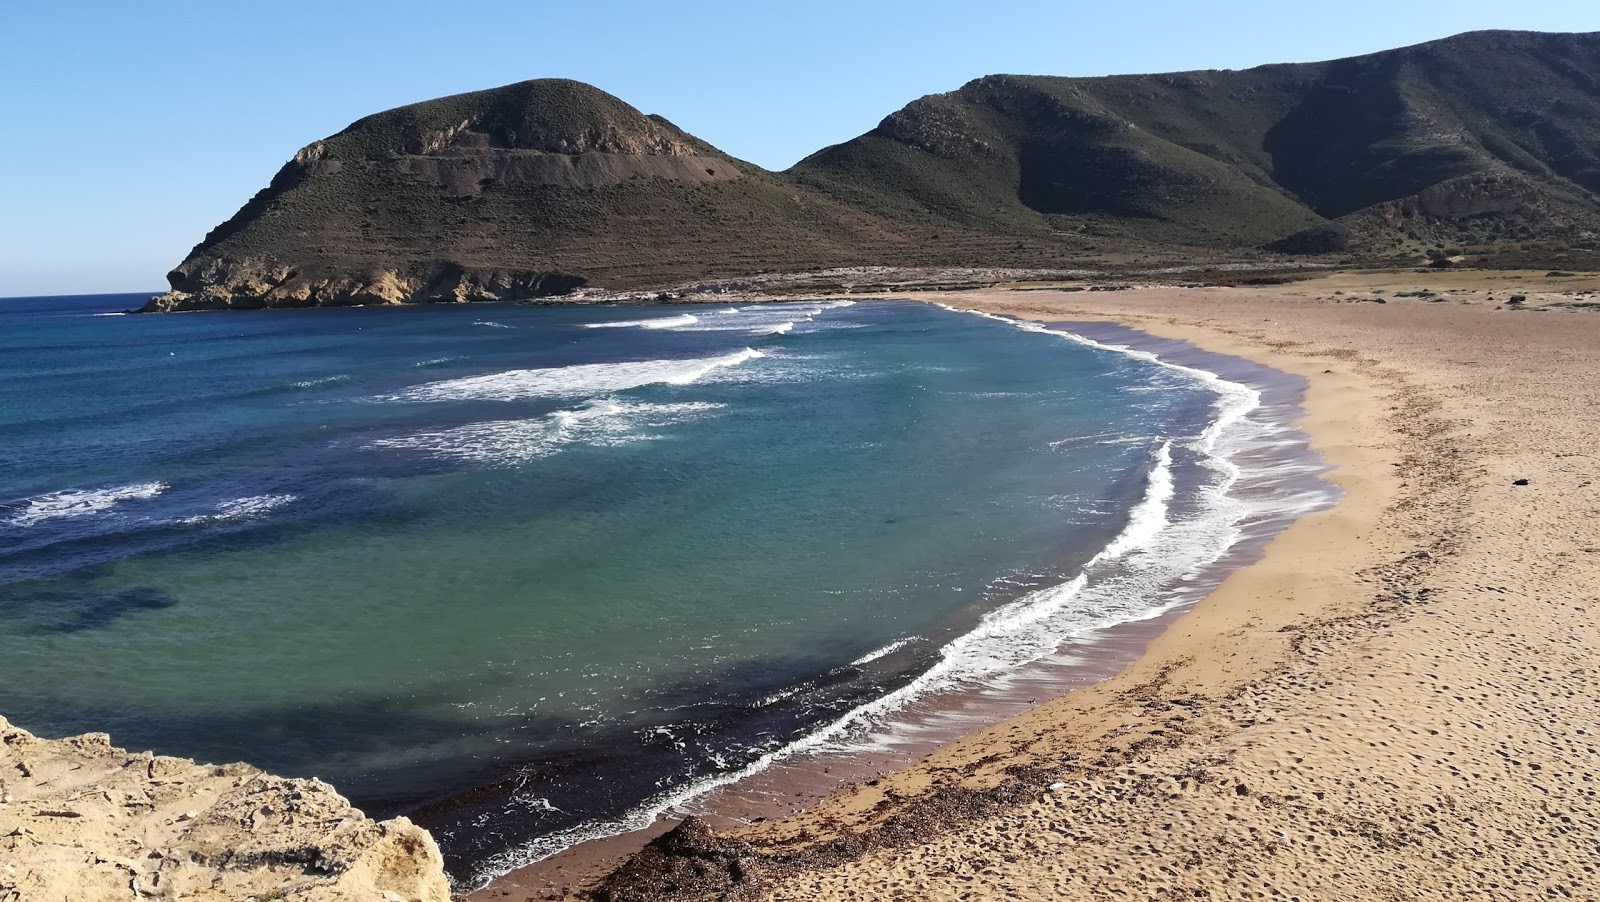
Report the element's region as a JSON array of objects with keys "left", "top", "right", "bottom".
[
  {"left": 792, "top": 30, "right": 1600, "bottom": 257},
  {"left": 146, "top": 31, "right": 1600, "bottom": 311},
  {"left": 146, "top": 80, "right": 932, "bottom": 311}
]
